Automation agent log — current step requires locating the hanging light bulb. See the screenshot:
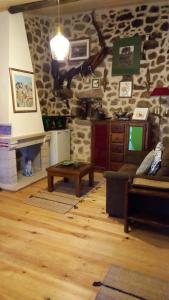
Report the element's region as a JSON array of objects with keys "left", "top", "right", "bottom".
[
  {"left": 50, "top": 26, "right": 70, "bottom": 61},
  {"left": 50, "top": 0, "right": 70, "bottom": 61}
]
